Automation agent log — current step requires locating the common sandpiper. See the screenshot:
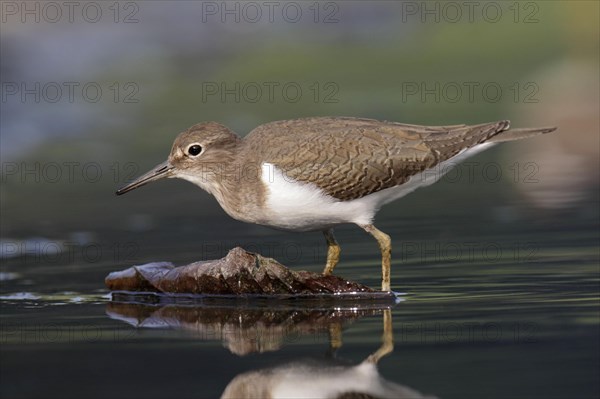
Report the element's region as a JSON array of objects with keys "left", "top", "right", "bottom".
[{"left": 116, "top": 117, "right": 556, "bottom": 291}]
